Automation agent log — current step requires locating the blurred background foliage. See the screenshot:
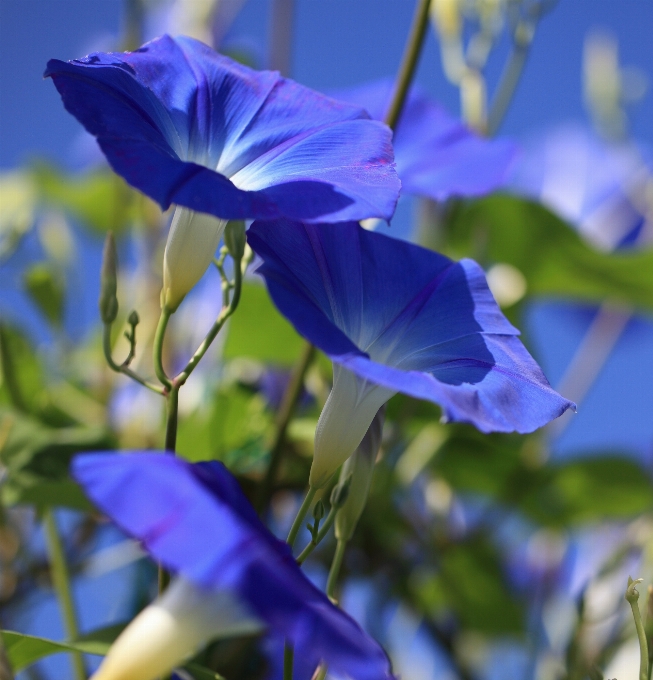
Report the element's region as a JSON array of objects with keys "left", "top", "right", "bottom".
[{"left": 1, "top": 1, "right": 653, "bottom": 679}]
